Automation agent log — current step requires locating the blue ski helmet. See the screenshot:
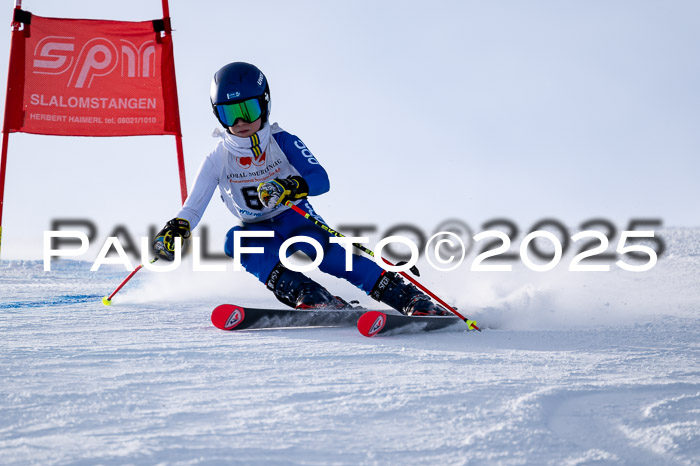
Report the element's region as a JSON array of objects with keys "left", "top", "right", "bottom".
[{"left": 210, "top": 62, "right": 271, "bottom": 128}]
